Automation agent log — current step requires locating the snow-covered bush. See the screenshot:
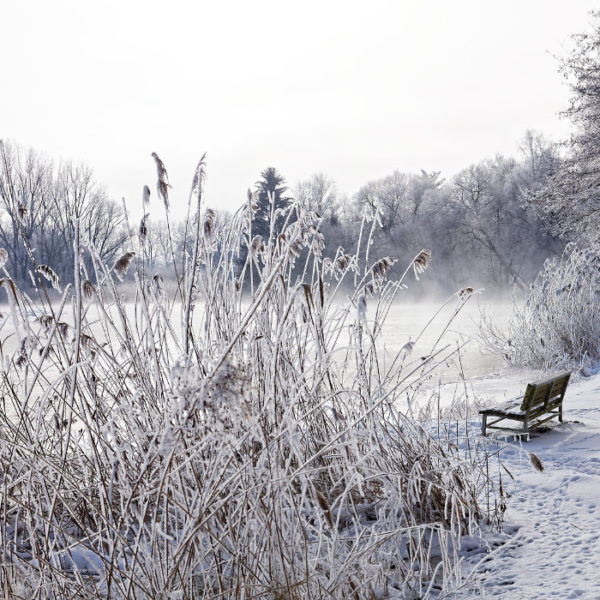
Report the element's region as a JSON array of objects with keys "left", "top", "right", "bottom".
[
  {"left": 0, "top": 155, "right": 498, "bottom": 599},
  {"left": 496, "top": 243, "right": 600, "bottom": 372}
]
